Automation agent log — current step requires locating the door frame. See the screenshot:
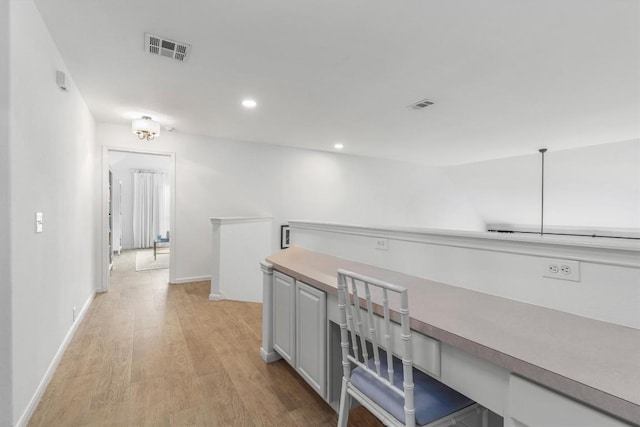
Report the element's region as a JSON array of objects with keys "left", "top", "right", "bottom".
[{"left": 100, "top": 145, "right": 177, "bottom": 292}]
